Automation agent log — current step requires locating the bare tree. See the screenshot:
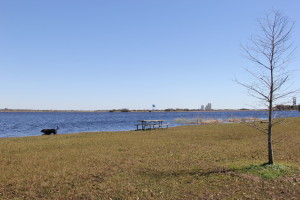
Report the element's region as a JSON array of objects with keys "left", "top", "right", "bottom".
[{"left": 237, "top": 11, "right": 297, "bottom": 165}]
